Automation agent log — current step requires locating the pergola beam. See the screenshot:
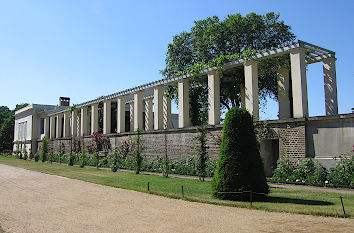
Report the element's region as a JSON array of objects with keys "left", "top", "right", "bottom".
[{"left": 47, "top": 40, "right": 335, "bottom": 116}]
